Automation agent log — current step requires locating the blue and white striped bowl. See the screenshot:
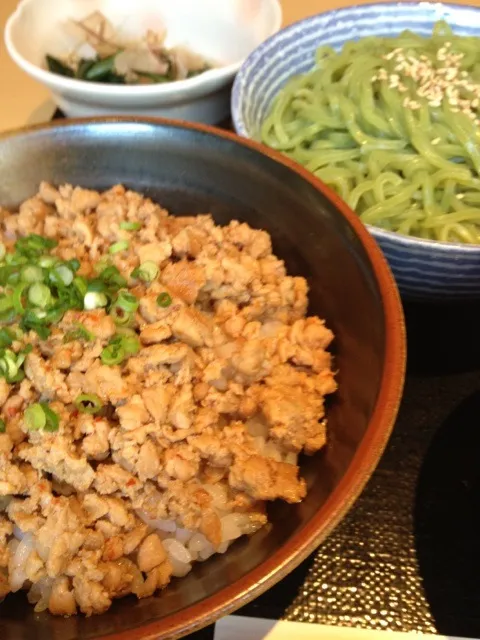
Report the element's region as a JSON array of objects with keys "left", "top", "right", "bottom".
[{"left": 232, "top": 2, "right": 480, "bottom": 301}]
